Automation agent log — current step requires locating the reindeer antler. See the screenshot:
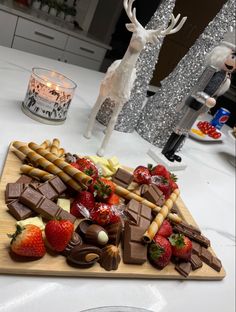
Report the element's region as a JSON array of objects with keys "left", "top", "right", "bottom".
[
  {"left": 160, "top": 14, "right": 187, "bottom": 36},
  {"left": 123, "top": 0, "right": 142, "bottom": 28}
]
